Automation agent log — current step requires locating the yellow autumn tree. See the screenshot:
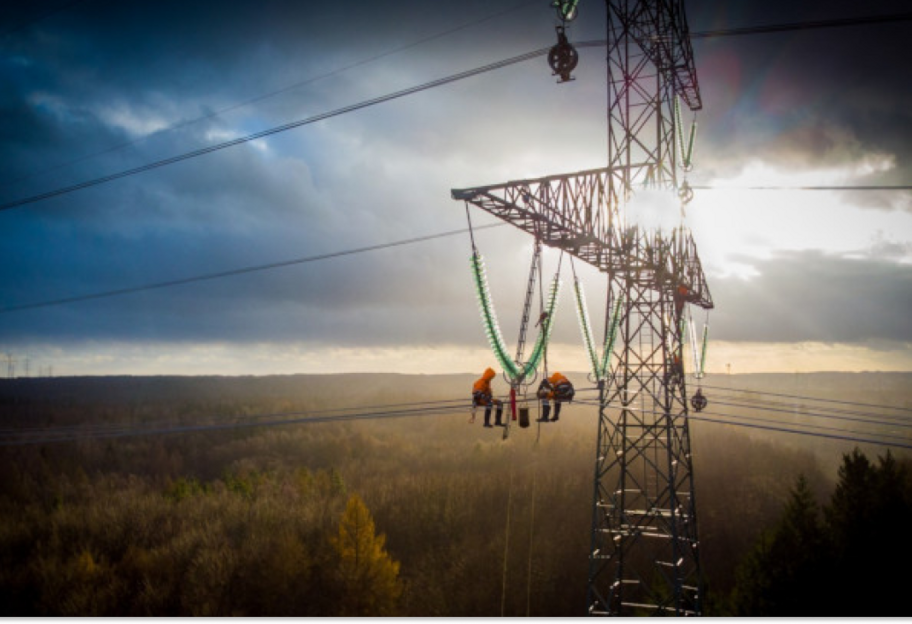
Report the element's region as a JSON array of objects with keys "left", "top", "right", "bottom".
[{"left": 330, "top": 494, "right": 403, "bottom": 616}]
